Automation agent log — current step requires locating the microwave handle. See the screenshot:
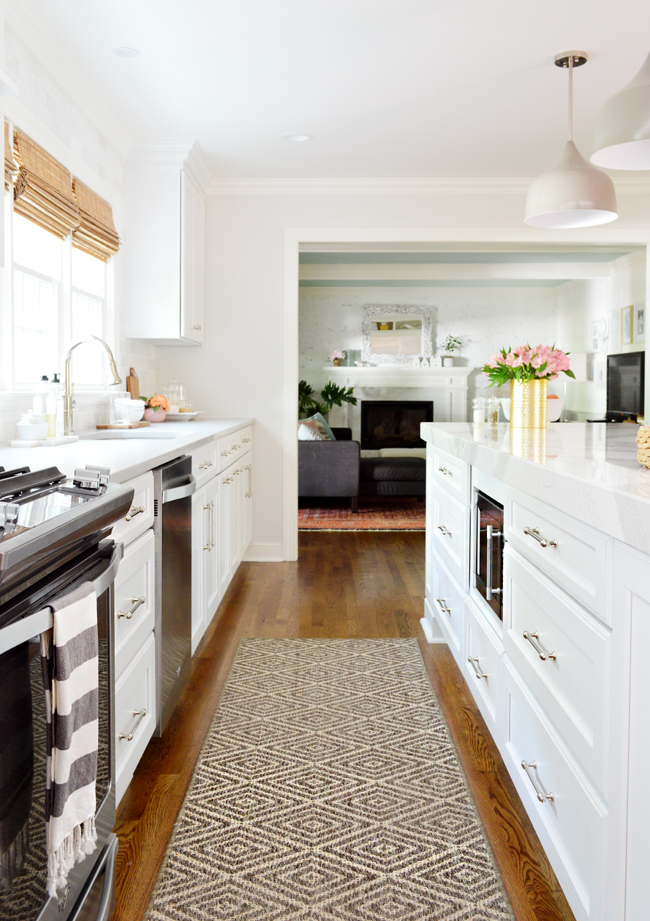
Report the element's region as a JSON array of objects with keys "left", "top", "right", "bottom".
[{"left": 0, "top": 542, "right": 123, "bottom": 655}]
